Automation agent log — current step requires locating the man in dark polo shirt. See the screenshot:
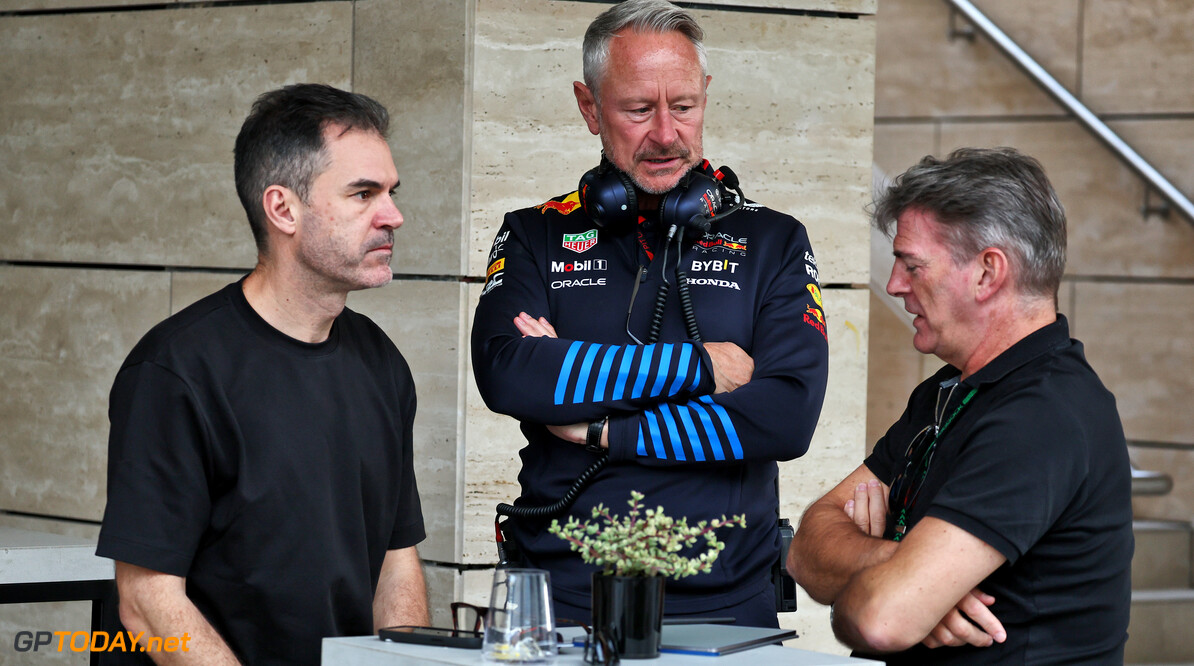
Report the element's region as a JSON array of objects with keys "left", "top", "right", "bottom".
[{"left": 787, "top": 147, "right": 1132, "bottom": 663}]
